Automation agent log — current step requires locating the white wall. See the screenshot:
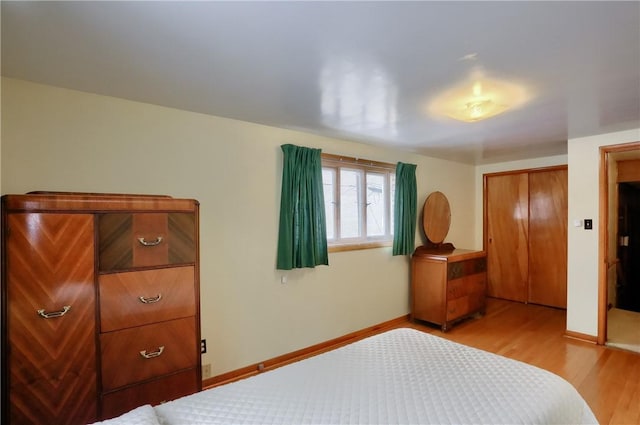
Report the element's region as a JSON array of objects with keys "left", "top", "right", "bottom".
[
  {"left": 1, "top": 78, "right": 476, "bottom": 375},
  {"left": 566, "top": 129, "right": 640, "bottom": 336}
]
